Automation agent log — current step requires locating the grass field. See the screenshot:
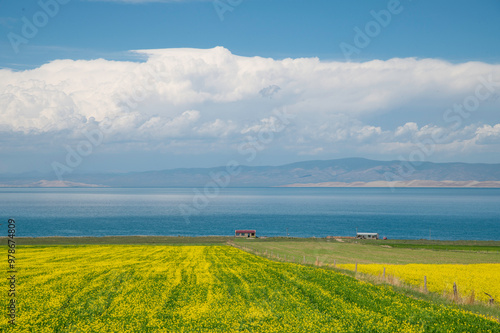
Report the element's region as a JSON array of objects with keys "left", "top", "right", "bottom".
[
  {"left": 357, "top": 239, "right": 500, "bottom": 252},
  {"left": 0, "top": 236, "right": 230, "bottom": 246},
  {"left": 233, "top": 238, "right": 500, "bottom": 265},
  {"left": 3, "top": 245, "right": 500, "bottom": 332},
  {"left": 231, "top": 238, "right": 500, "bottom": 318}
]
